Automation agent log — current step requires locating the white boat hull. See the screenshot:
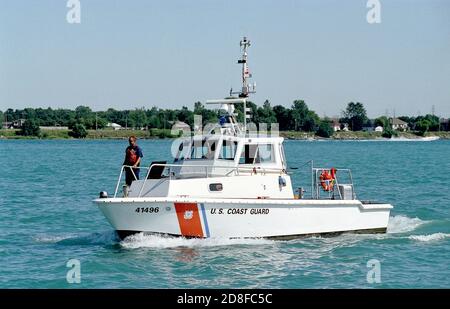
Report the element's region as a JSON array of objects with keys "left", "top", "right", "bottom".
[{"left": 94, "top": 197, "right": 392, "bottom": 239}]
